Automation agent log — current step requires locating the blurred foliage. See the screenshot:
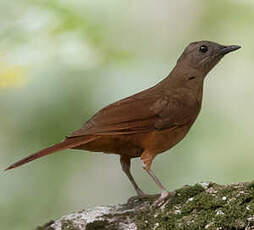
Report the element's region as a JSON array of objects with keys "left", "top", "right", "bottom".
[
  {"left": 0, "top": 0, "right": 254, "bottom": 229},
  {"left": 0, "top": 62, "right": 25, "bottom": 88}
]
